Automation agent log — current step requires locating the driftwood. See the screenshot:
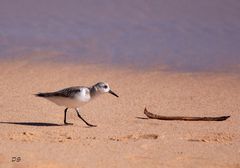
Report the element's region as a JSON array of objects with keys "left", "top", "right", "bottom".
[{"left": 144, "top": 108, "right": 230, "bottom": 121}]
